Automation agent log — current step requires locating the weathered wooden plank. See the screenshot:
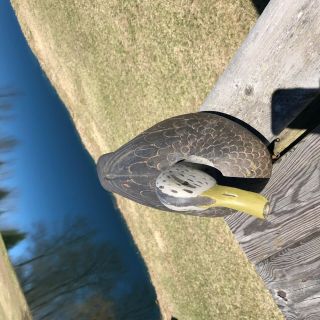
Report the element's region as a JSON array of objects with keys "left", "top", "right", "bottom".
[
  {"left": 256, "top": 231, "right": 320, "bottom": 319},
  {"left": 225, "top": 124, "right": 320, "bottom": 263},
  {"left": 197, "top": 1, "right": 320, "bottom": 318},
  {"left": 223, "top": 124, "right": 320, "bottom": 319},
  {"left": 200, "top": 0, "right": 320, "bottom": 142}
]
